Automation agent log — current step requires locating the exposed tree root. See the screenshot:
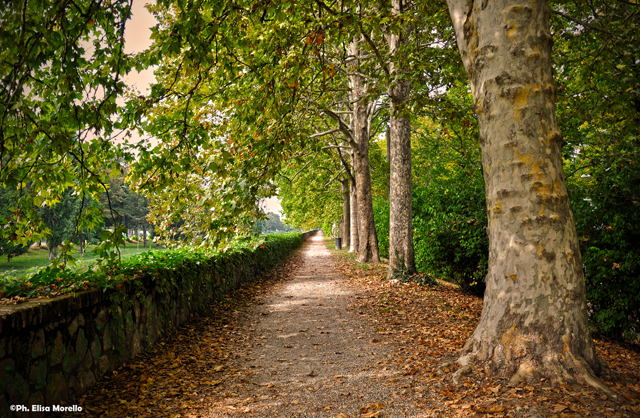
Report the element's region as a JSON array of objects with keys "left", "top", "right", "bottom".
[{"left": 458, "top": 343, "right": 617, "bottom": 397}]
